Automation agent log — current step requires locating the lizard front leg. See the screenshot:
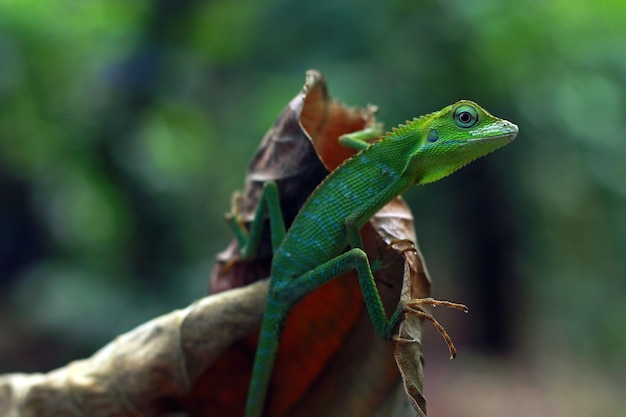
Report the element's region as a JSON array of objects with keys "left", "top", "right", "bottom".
[{"left": 338, "top": 122, "right": 384, "bottom": 151}]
